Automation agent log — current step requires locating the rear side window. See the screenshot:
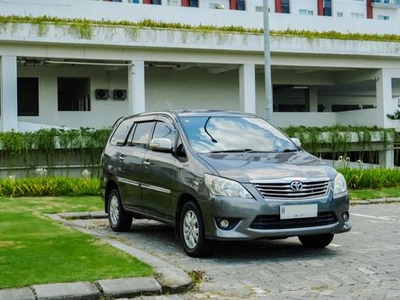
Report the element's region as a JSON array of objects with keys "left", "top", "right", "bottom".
[
  {"left": 110, "top": 118, "right": 134, "bottom": 146},
  {"left": 128, "top": 122, "right": 154, "bottom": 149}
]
